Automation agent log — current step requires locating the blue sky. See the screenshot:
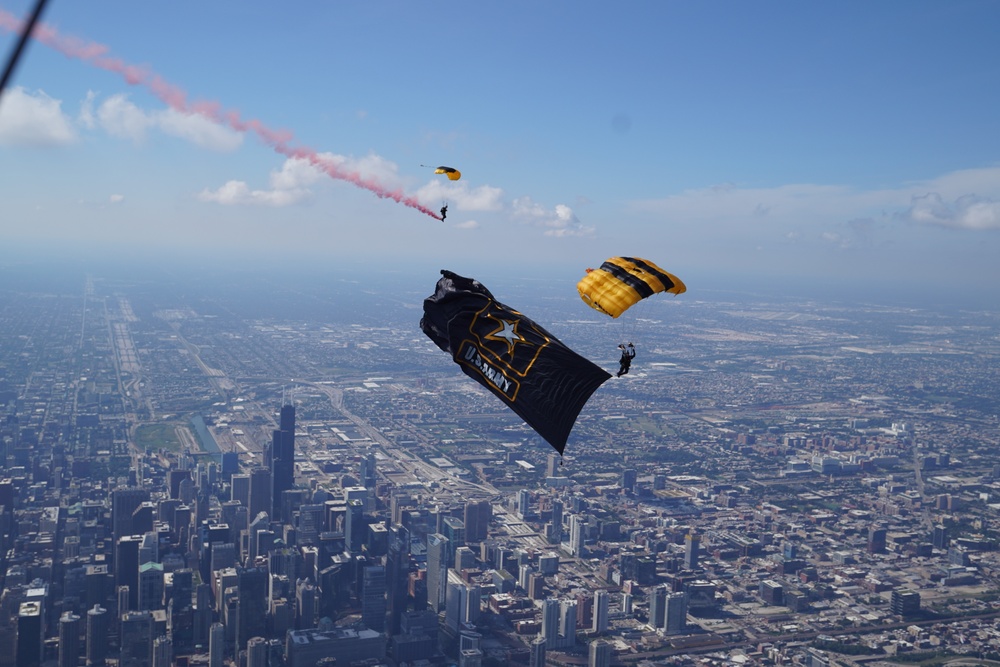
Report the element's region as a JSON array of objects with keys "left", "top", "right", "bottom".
[{"left": 2, "top": 1, "right": 999, "bottom": 302}]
